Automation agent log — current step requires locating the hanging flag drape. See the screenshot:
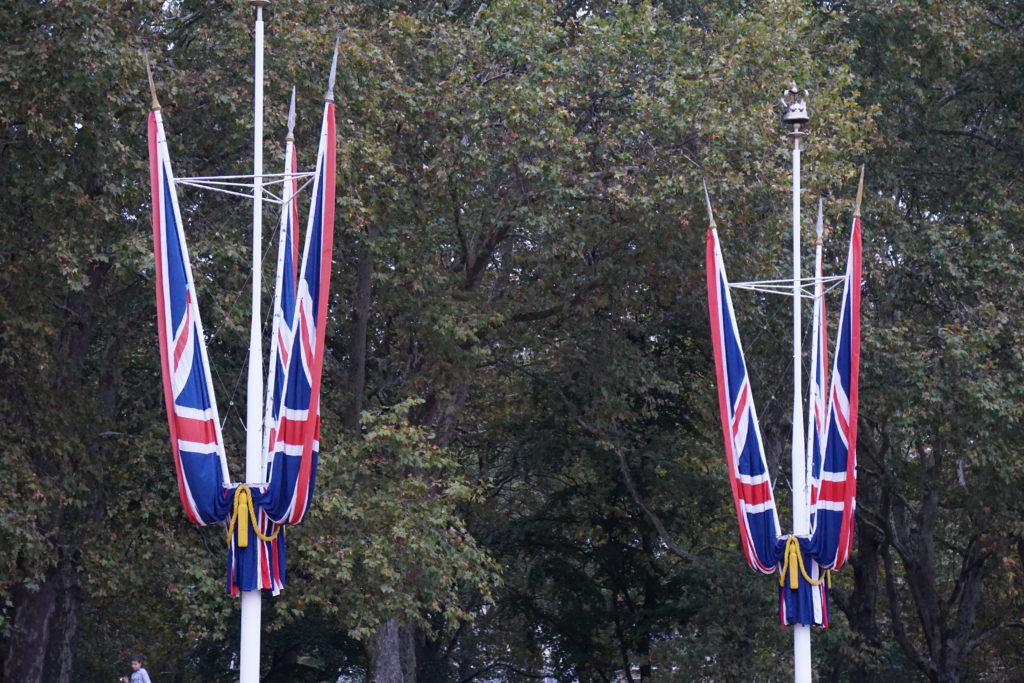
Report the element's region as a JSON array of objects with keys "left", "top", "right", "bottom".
[
  {"left": 263, "top": 94, "right": 301, "bottom": 484},
  {"left": 254, "top": 96, "right": 335, "bottom": 526},
  {"left": 806, "top": 208, "right": 828, "bottom": 530},
  {"left": 706, "top": 227, "right": 782, "bottom": 574},
  {"left": 150, "top": 108, "right": 233, "bottom": 526},
  {"left": 231, "top": 95, "right": 336, "bottom": 595},
  {"left": 706, "top": 180, "right": 862, "bottom": 627},
  {"left": 251, "top": 93, "right": 301, "bottom": 596},
  {"left": 780, "top": 205, "right": 830, "bottom": 628},
  {"left": 149, "top": 63, "right": 336, "bottom": 597},
  {"left": 809, "top": 212, "right": 861, "bottom": 570}
]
